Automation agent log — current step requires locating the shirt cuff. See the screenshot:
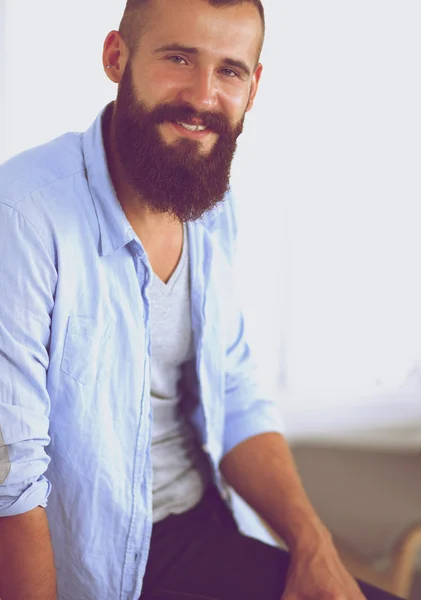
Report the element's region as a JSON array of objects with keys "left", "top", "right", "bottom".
[
  {"left": 223, "top": 400, "right": 286, "bottom": 457},
  {"left": 0, "top": 476, "right": 52, "bottom": 517}
]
